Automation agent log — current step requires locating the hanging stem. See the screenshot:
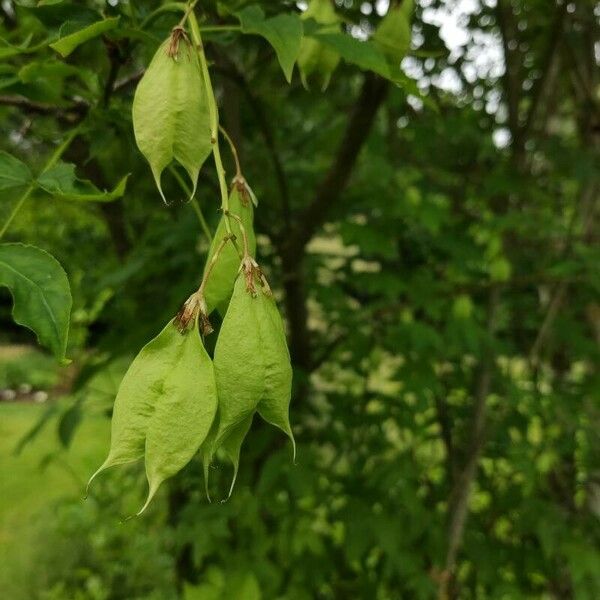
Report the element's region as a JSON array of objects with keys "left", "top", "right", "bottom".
[
  {"left": 175, "top": 232, "right": 234, "bottom": 334},
  {"left": 140, "top": 2, "right": 239, "bottom": 32},
  {"left": 219, "top": 125, "right": 242, "bottom": 178},
  {"left": 140, "top": 3, "right": 187, "bottom": 29},
  {"left": 197, "top": 235, "right": 232, "bottom": 297},
  {"left": 224, "top": 210, "right": 250, "bottom": 258},
  {"left": 0, "top": 127, "right": 79, "bottom": 241},
  {"left": 187, "top": 9, "right": 232, "bottom": 235},
  {"left": 168, "top": 164, "right": 212, "bottom": 244},
  {"left": 177, "top": 0, "right": 198, "bottom": 28}
]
